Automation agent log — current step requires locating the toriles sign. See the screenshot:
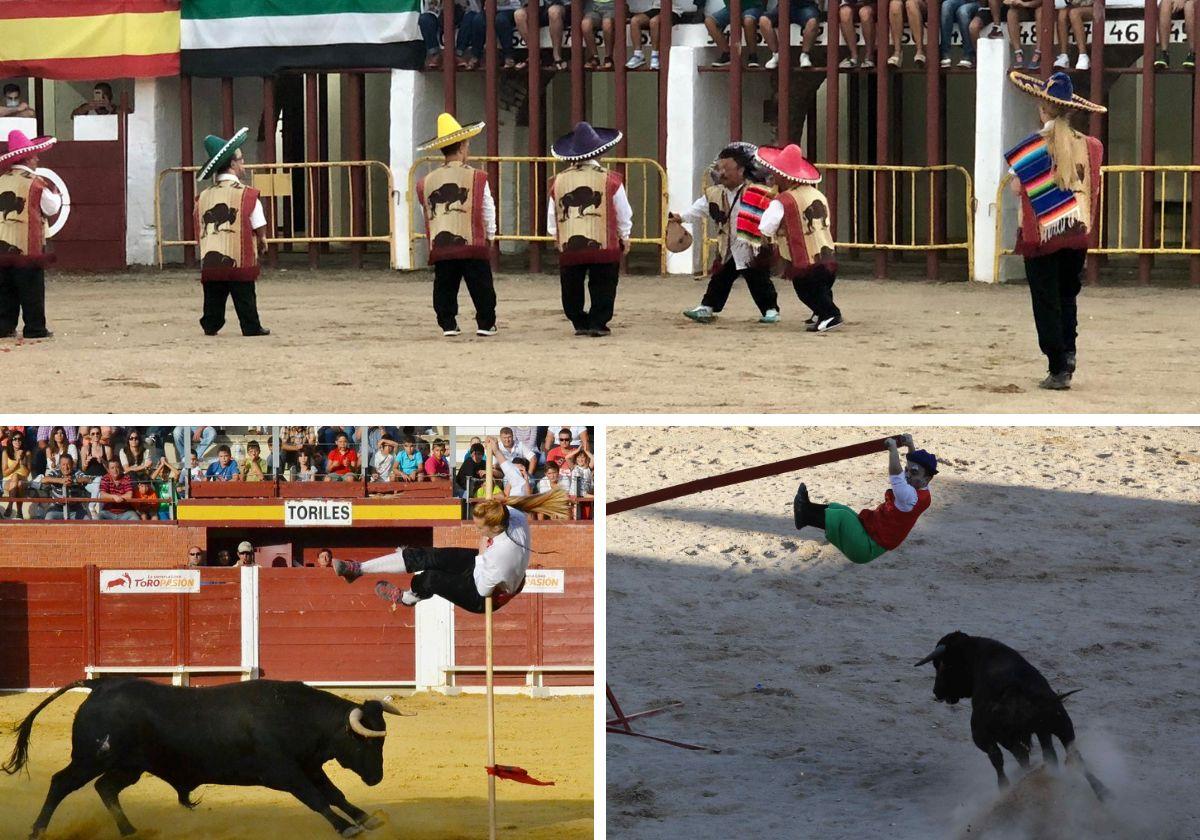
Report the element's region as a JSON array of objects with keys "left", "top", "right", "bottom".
[
  {"left": 283, "top": 499, "right": 354, "bottom": 527},
  {"left": 523, "top": 569, "right": 565, "bottom": 594},
  {"left": 99, "top": 570, "right": 201, "bottom": 594}
]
